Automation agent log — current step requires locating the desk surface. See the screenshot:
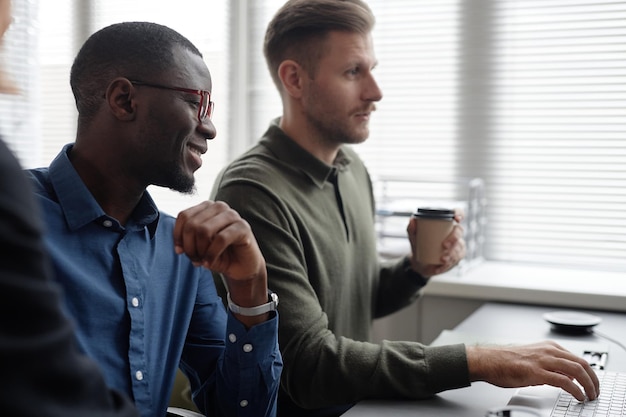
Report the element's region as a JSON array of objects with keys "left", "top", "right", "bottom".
[{"left": 342, "top": 302, "right": 626, "bottom": 416}]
